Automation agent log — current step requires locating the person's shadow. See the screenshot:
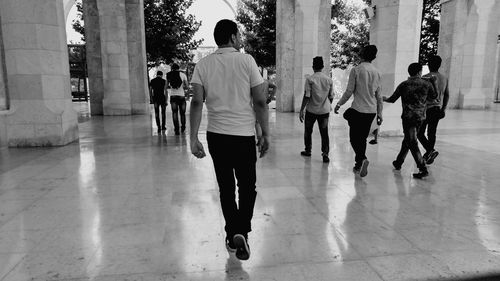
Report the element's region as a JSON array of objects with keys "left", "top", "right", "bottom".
[{"left": 224, "top": 257, "right": 249, "bottom": 281}]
